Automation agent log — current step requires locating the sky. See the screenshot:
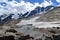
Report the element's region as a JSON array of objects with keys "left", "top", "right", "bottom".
[
  {"left": 0, "top": 0, "right": 60, "bottom": 16},
  {"left": 0, "top": 0, "right": 60, "bottom": 7},
  {"left": 7, "top": 0, "right": 44, "bottom": 3}
]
